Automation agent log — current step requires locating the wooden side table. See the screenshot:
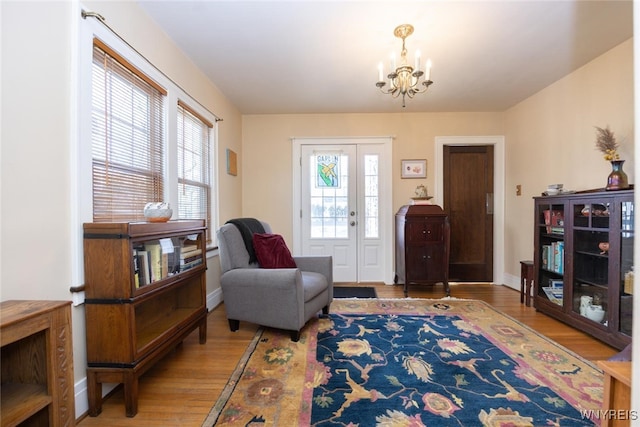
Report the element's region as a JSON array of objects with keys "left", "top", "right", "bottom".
[
  {"left": 520, "top": 260, "right": 534, "bottom": 306},
  {"left": 597, "top": 361, "right": 632, "bottom": 427}
]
